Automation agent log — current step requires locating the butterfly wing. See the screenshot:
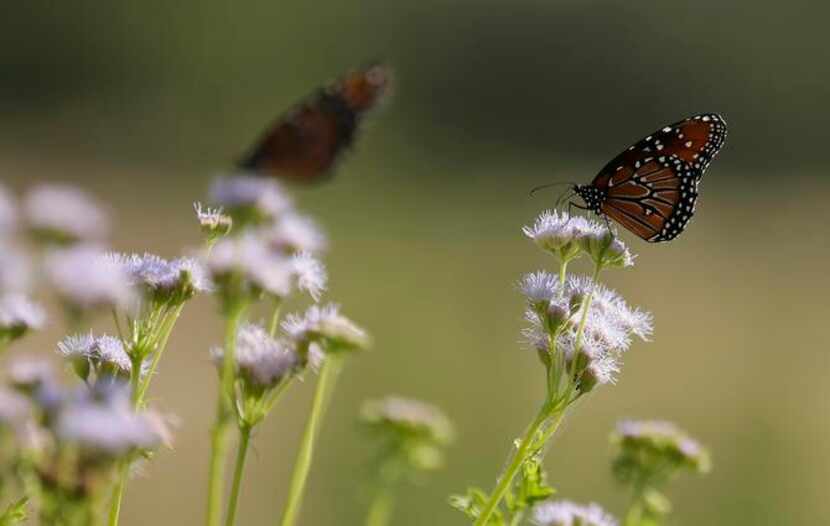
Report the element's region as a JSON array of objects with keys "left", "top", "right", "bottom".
[
  {"left": 238, "top": 64, "right": 390, "bottom": 182},
  {"left": 590, "top": 113, "right": 726, "bottom": 242}
]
